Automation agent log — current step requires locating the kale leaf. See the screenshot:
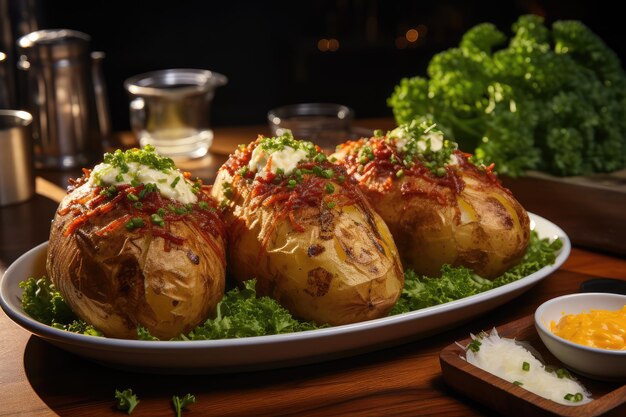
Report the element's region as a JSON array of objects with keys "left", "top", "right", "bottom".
[{"left": 388, "top": 14, "right": 626, "bottom": 177}]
